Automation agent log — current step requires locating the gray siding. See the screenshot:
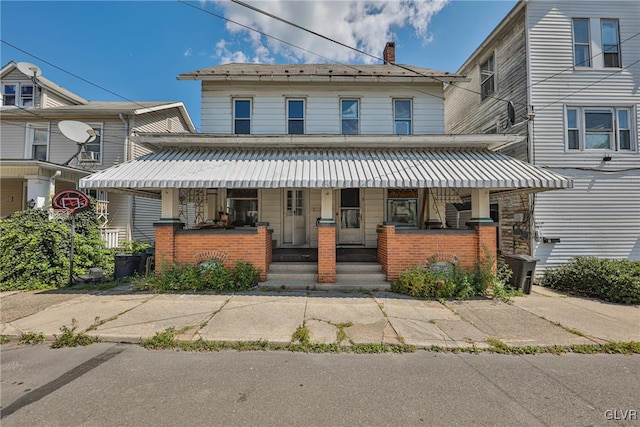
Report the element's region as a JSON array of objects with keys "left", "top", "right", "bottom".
[
  {"left": 132, "top": 107, "right": 192, "bottom": 158},
  {"left": 0, "top": 119, "right": 27, "bottom": 158},
  {"left": 132, "top": 196, "right": 161, "bottom": 243}
]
